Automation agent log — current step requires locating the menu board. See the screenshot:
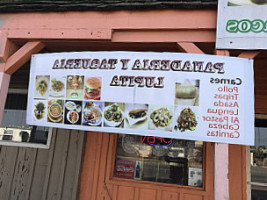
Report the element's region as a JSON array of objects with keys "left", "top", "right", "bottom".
[
  {"left": 216, "top": 0, "right": 267, "bottom": 49},
  {"left": 26, "top": 51, "right": 254, "bottom": 145}
]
